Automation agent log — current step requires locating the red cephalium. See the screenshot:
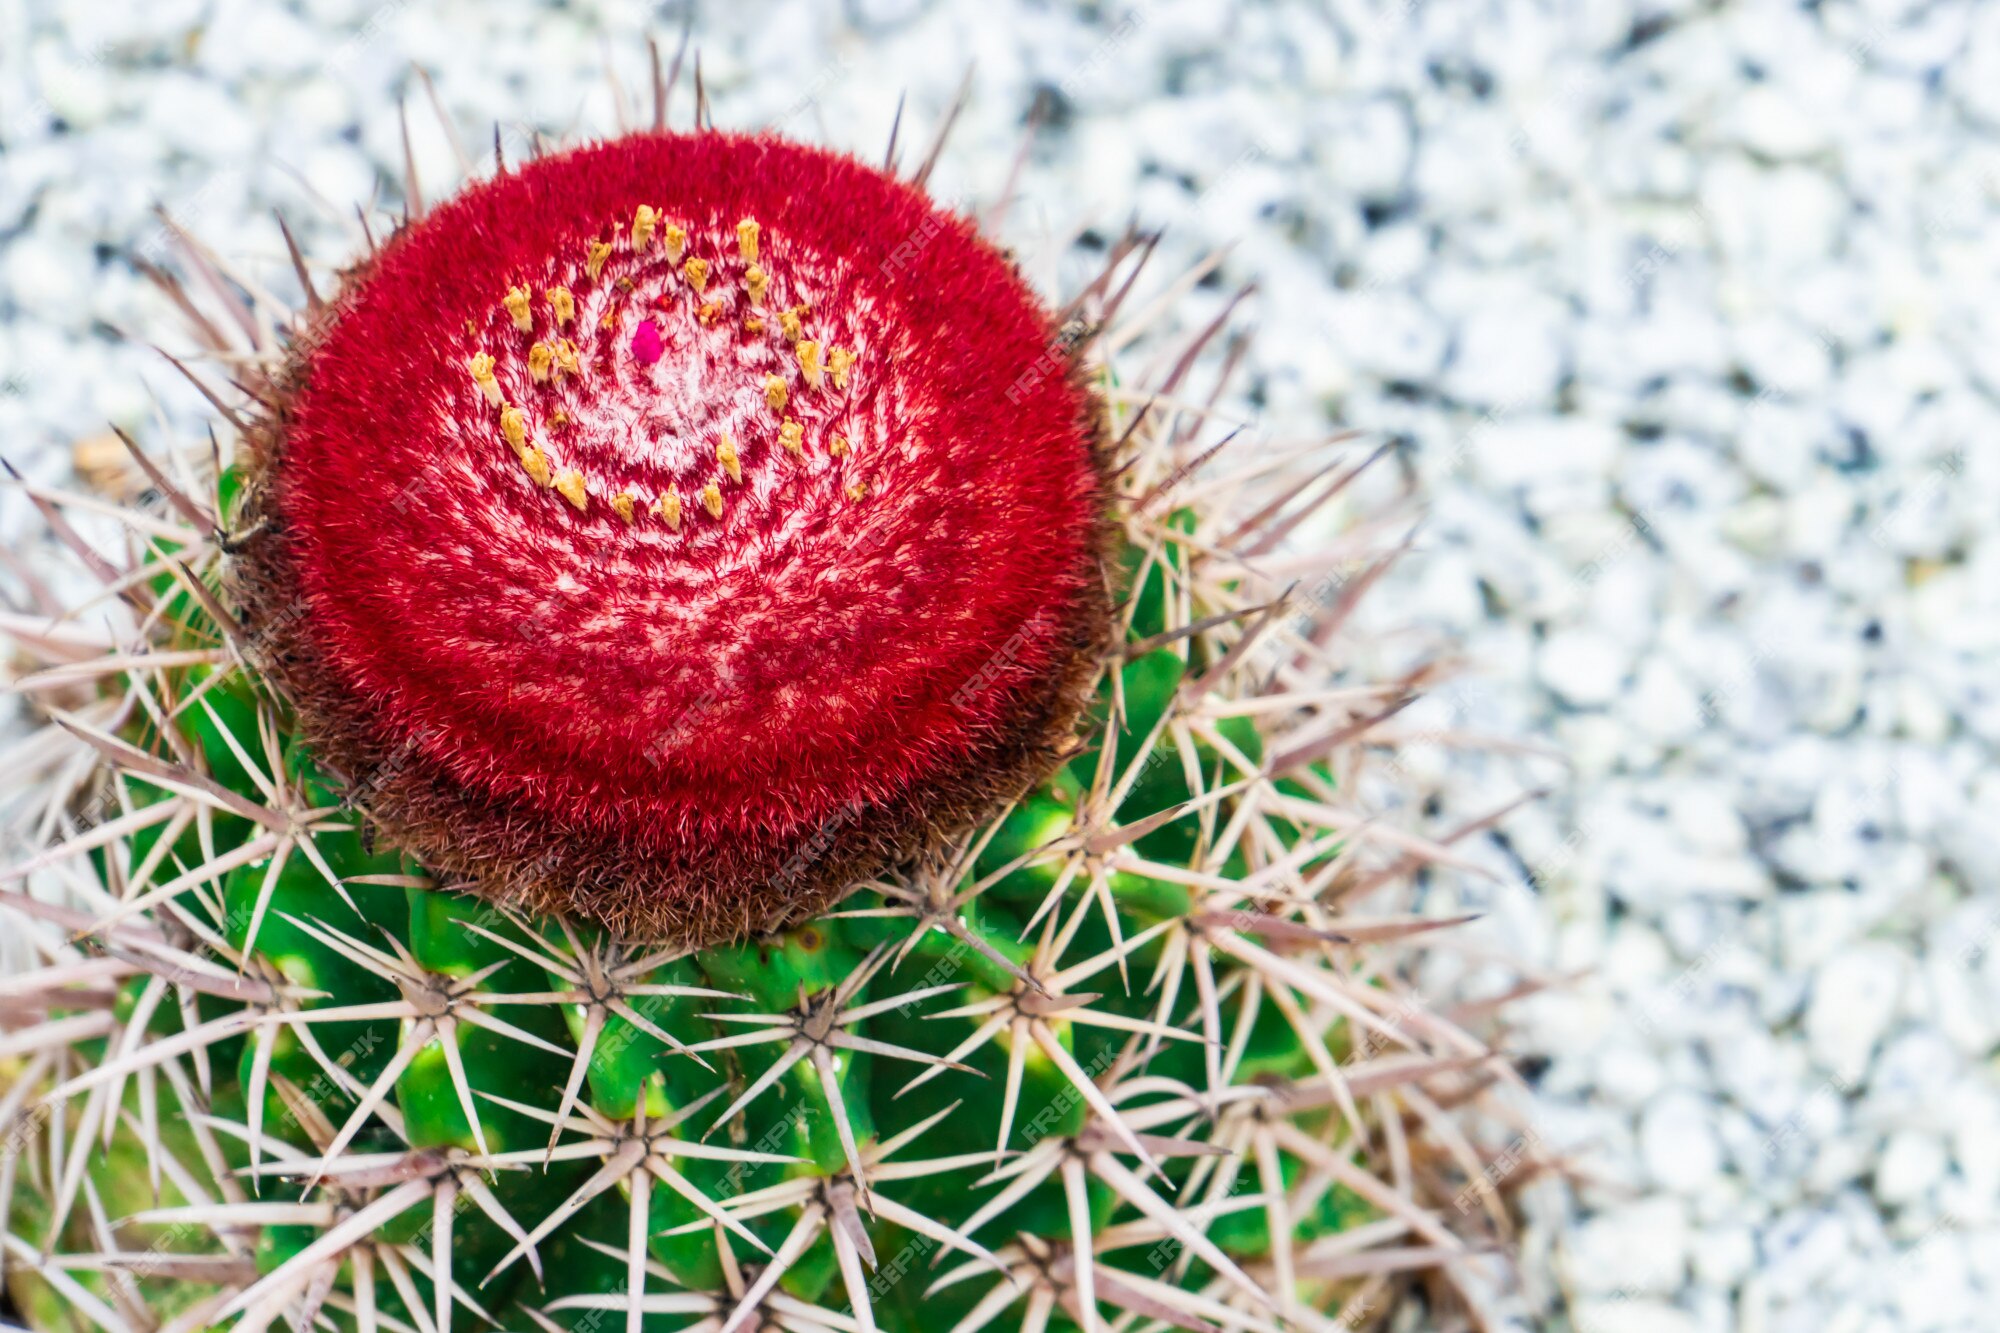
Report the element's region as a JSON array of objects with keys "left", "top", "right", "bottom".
[{"left": 233, "top": 131, "right": 1111, "bottom": 943}]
